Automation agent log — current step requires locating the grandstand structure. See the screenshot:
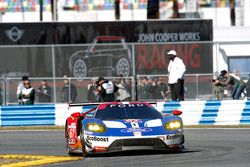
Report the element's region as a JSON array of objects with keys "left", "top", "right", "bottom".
[{"left": 0, "top": 0, "right": 249, "bottom": 27}]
